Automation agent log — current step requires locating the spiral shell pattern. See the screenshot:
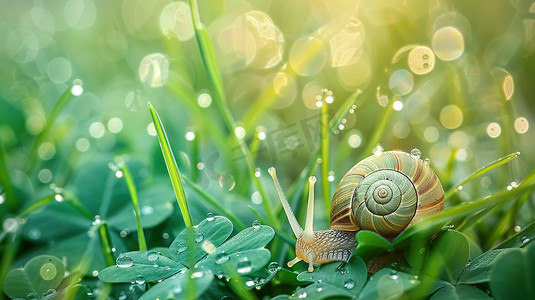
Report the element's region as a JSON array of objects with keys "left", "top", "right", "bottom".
[{"left": 330, "top": 151, "right": 444, "bottom": 237}]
